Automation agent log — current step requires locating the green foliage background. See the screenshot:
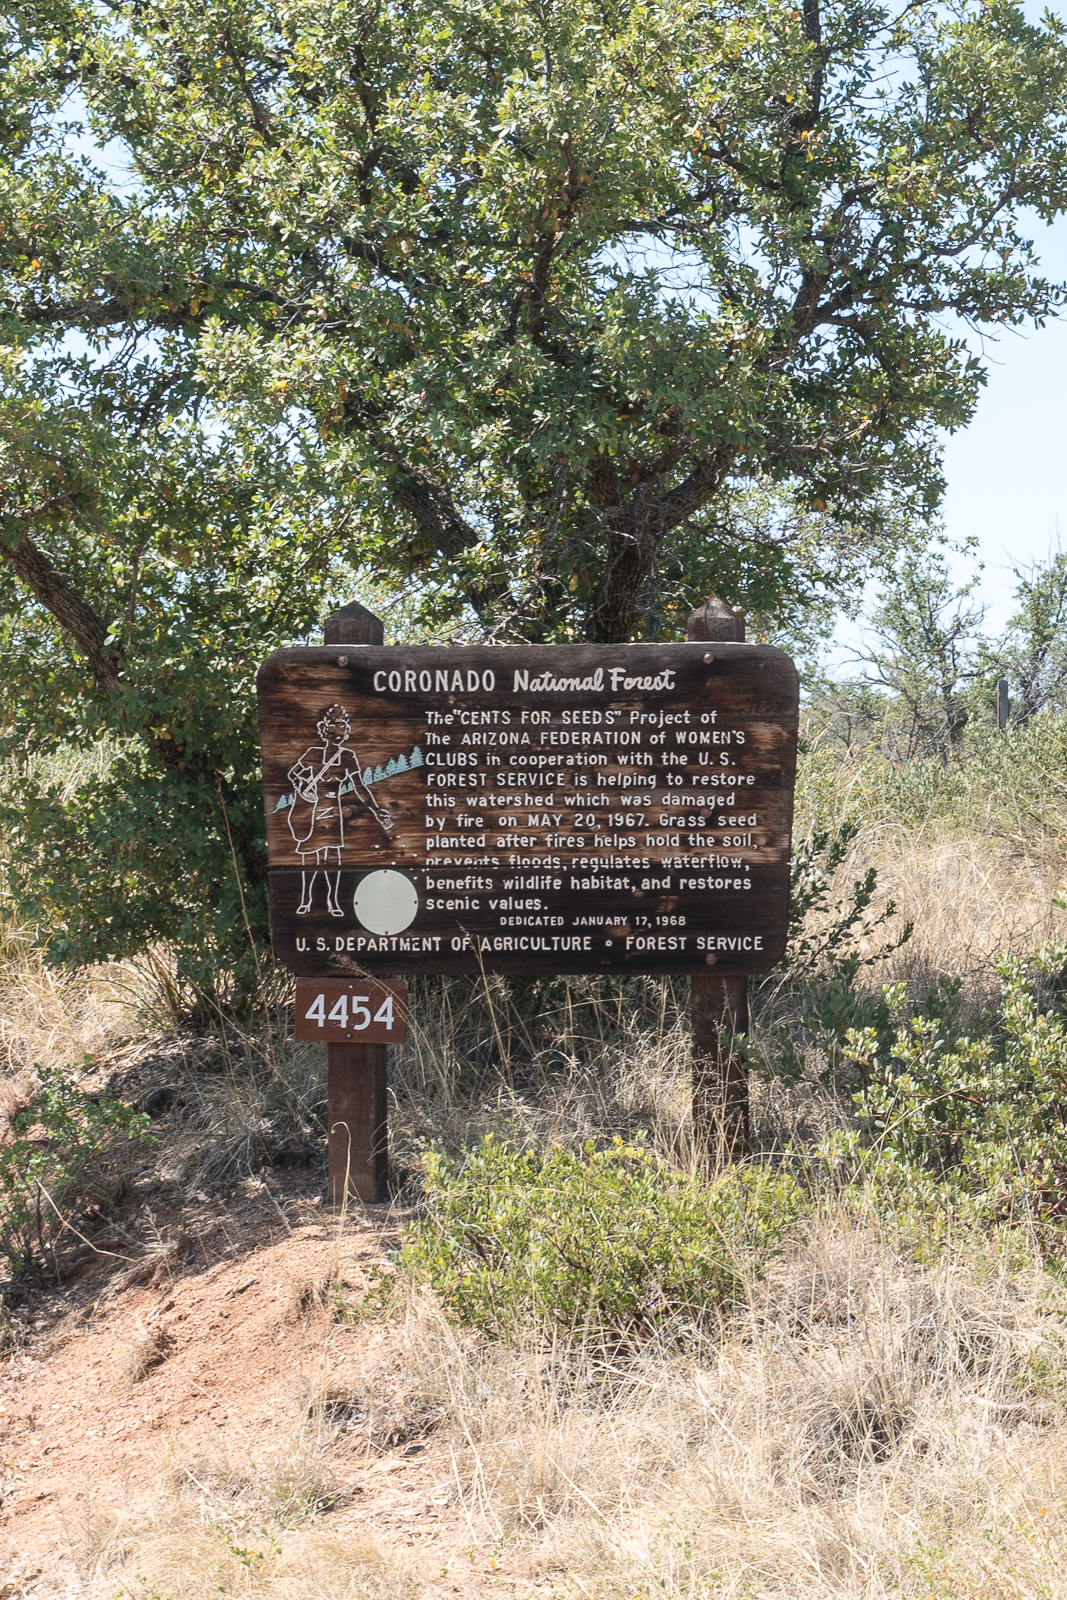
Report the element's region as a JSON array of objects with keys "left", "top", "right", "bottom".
[{"left": 1, "top": 0, "right": 1067, "bottom": 978}]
